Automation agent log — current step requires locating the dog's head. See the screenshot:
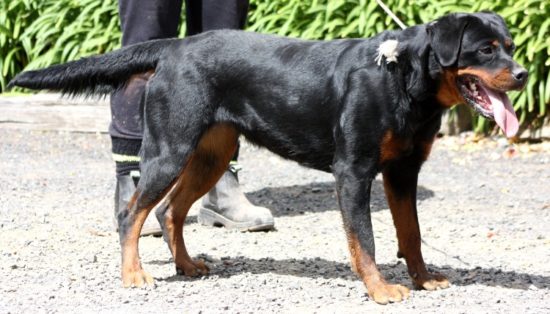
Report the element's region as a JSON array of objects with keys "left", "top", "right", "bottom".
[{"left": 427, "top": 12, "right": 527, "bottom": 137}]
